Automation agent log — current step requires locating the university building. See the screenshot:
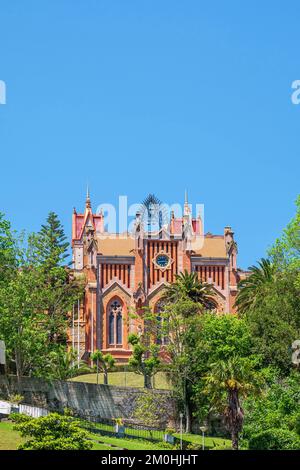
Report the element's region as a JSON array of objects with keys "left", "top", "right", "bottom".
[{"left": 70, "top": 193, "right": 246, "bottom": 363}]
